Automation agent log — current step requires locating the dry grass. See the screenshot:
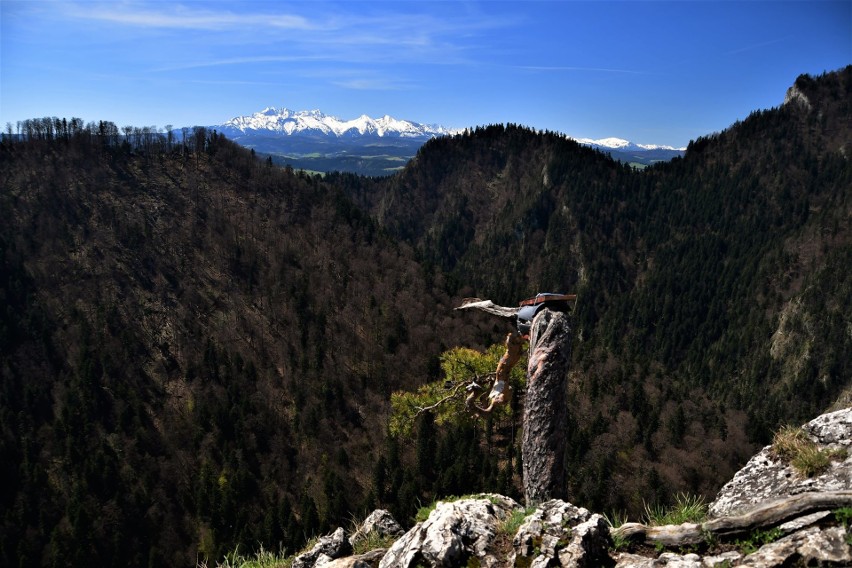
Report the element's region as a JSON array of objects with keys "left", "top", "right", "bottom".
[{"left": 770, "top": 425, "right": 848, "bottom": 477}]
